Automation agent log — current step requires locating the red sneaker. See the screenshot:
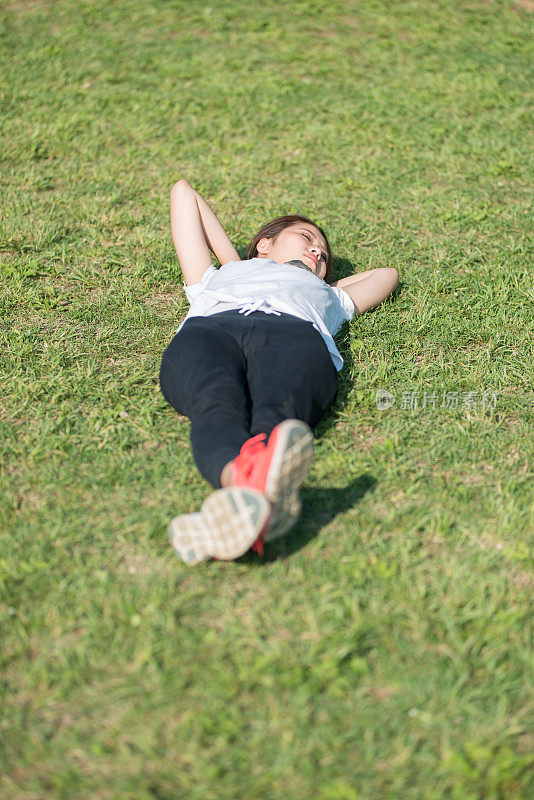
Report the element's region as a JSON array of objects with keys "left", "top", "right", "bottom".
[{"left": 230, "top": 420, "right": 314, "bottom": 554}]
